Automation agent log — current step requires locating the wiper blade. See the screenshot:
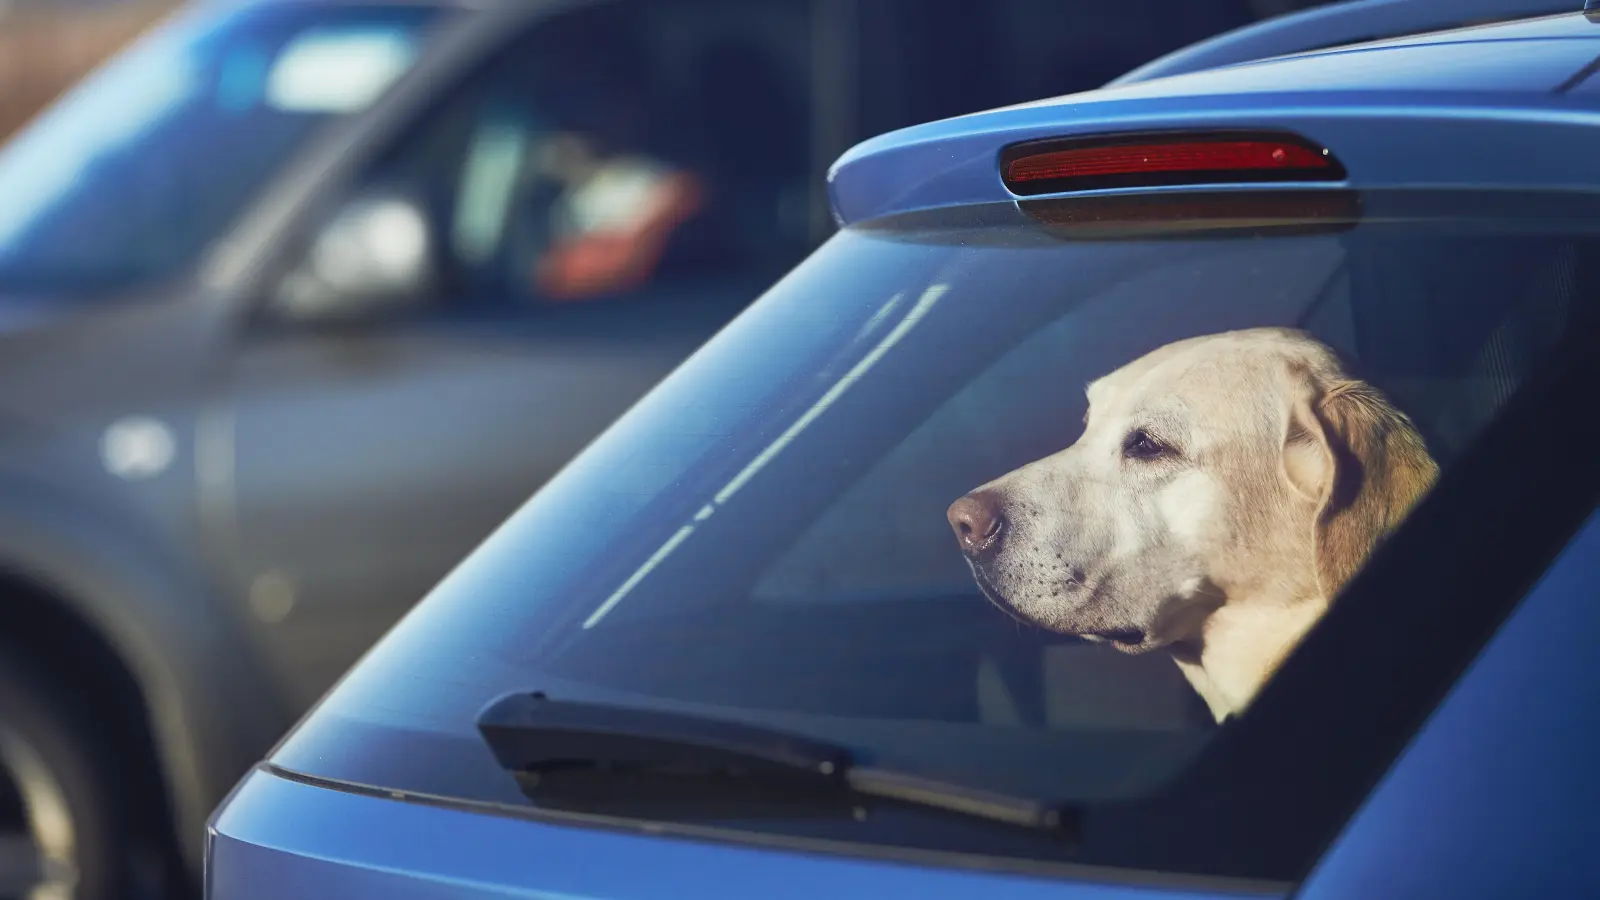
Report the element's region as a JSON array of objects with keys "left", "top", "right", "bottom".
[
  {"left": 477, "top": 691, "right": 1071, "bottom": 833},
  {"left": 478, "top": 690, "right": 850, "bottom": 779},
  {"left": 843, "top": 766, "right": 1069, "bottom": 831}
]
